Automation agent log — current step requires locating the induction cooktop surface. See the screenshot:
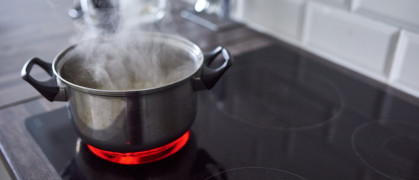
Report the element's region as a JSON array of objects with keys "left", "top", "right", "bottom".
[{"left": 26, "top": 43, "right": 419, "bottom": 180}]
